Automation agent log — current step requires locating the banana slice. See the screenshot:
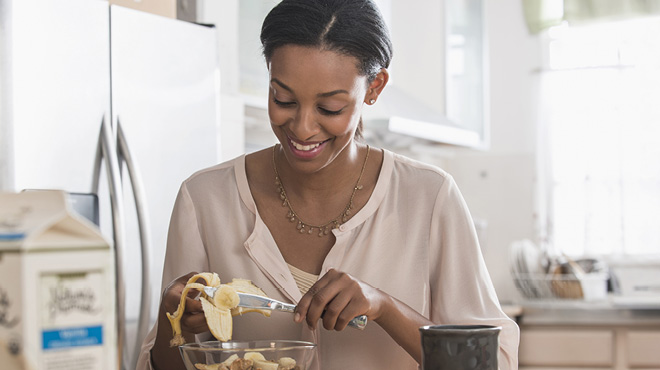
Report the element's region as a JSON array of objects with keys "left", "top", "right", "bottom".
[
  {"left": 253, "top": 359, "right": 279, "bottom": 370},
  {"left": 278, "top": 357, "right": 297, "bottom": 370},
  {"left": 213, "top": 285, "right": 240, "bottom": 309},
  {"left": 243, "top": 351, "right": 266, "bottom": 362}
]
